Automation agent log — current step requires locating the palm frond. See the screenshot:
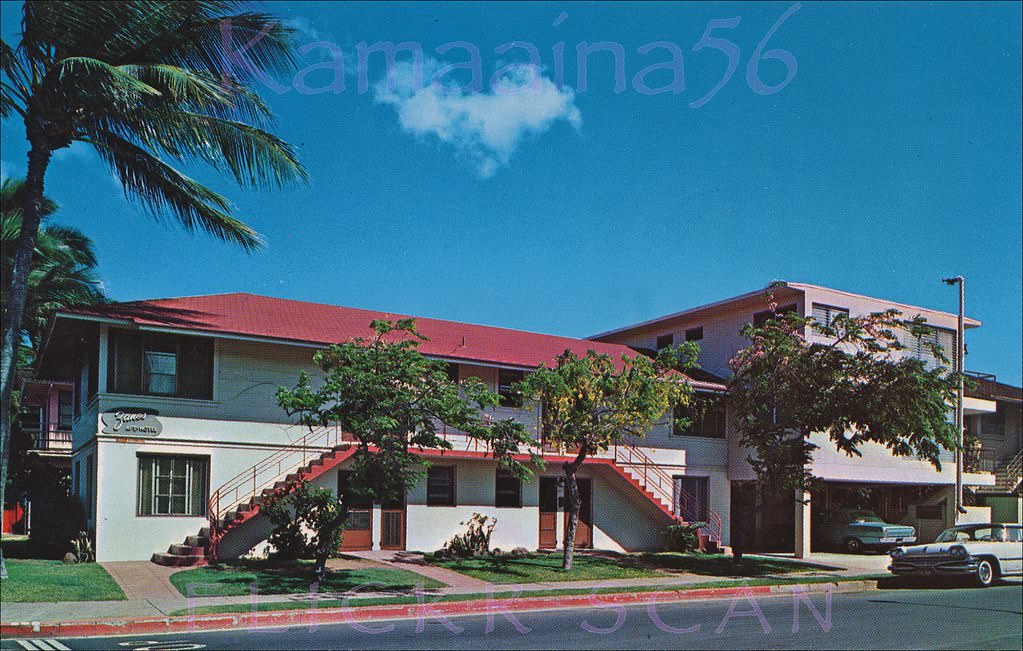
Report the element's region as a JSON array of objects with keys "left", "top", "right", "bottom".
[
  {"left": 55, "top": 57, "right": 162, "bottom": 97},
  {"left": 88, "top": 130, "right": 264, "bottom": 251}
]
